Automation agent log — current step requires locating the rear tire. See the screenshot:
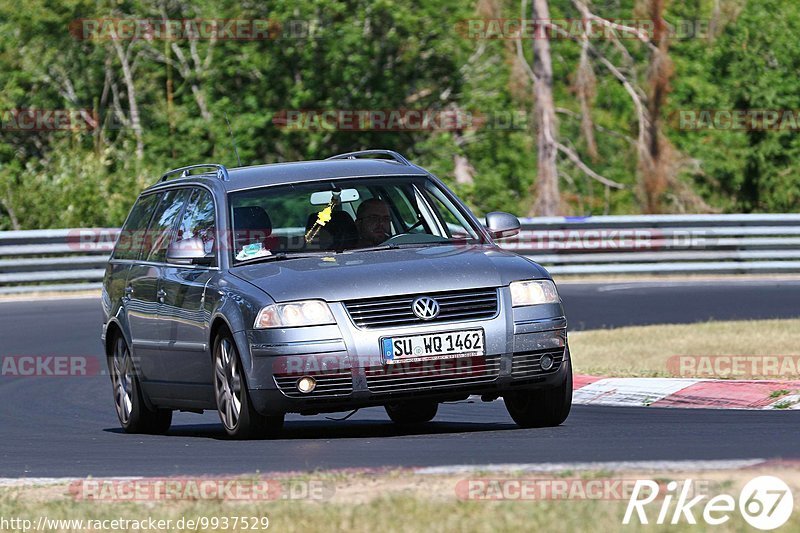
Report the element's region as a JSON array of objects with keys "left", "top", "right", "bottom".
[
  {"left": 213, "top": 332, "right": 284, "bottom": 439},
  {"left": 109, "top": 334, "right": 172, "bottom": 435},
  {"left": 385, "top": 400, "right": 438, "bottom": 425},
  {"left": 504, "top": 355, "right": 572, "bottom": 429}
]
